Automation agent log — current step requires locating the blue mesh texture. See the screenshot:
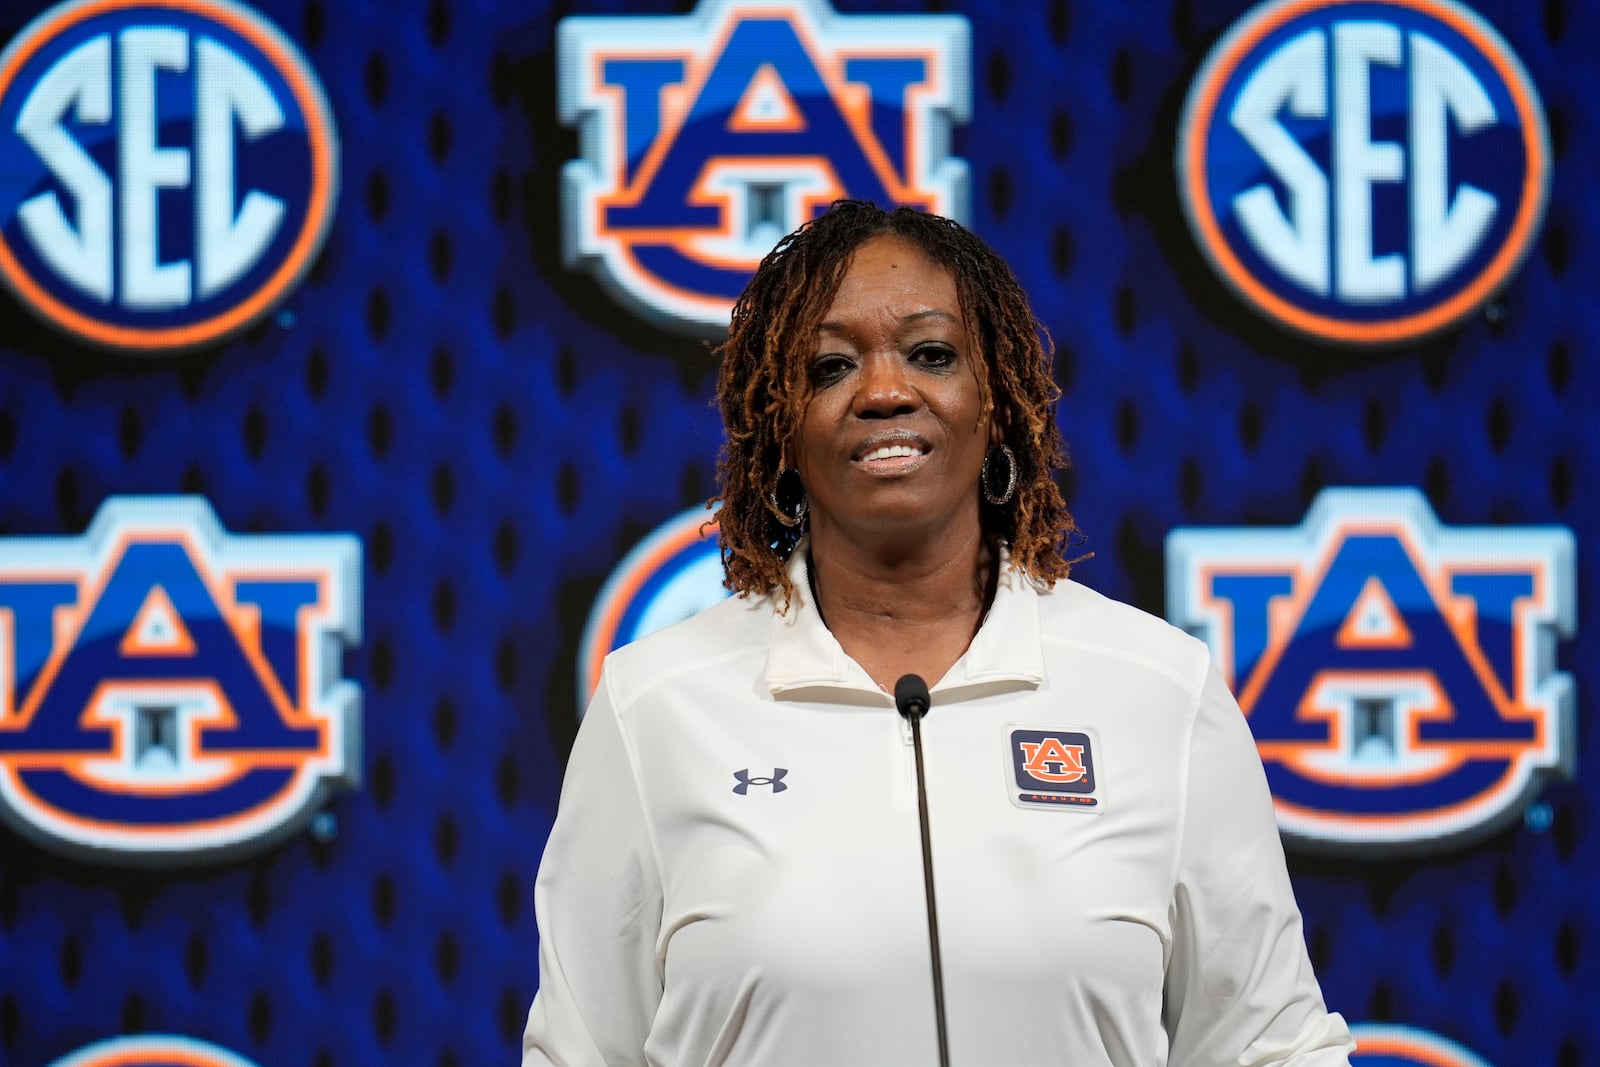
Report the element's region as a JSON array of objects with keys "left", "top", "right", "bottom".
[{"left": 0, "top": 0, "right": 1594, "bottom": 1065}]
